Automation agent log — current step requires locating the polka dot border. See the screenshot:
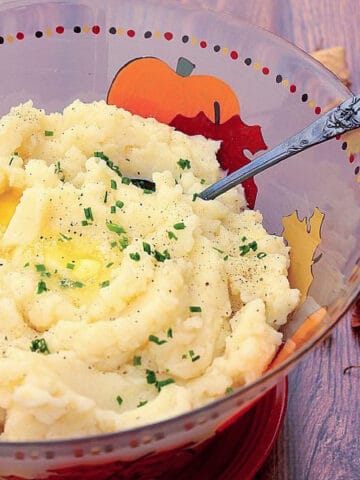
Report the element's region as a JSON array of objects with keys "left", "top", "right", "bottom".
[{"left": 0, "top": 24, "right": 326, "bottom": 118}]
